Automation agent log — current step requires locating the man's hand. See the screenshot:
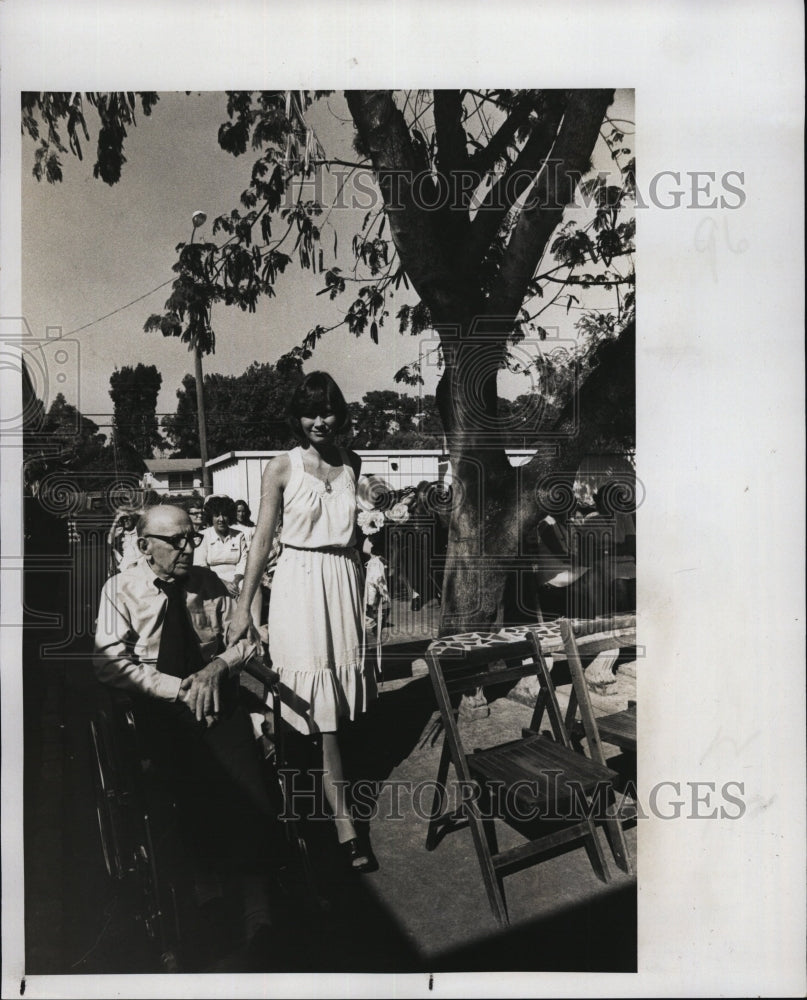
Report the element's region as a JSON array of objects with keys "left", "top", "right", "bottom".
[{"left": 179, "top": 658, "right": 229, "bottom": 725}]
